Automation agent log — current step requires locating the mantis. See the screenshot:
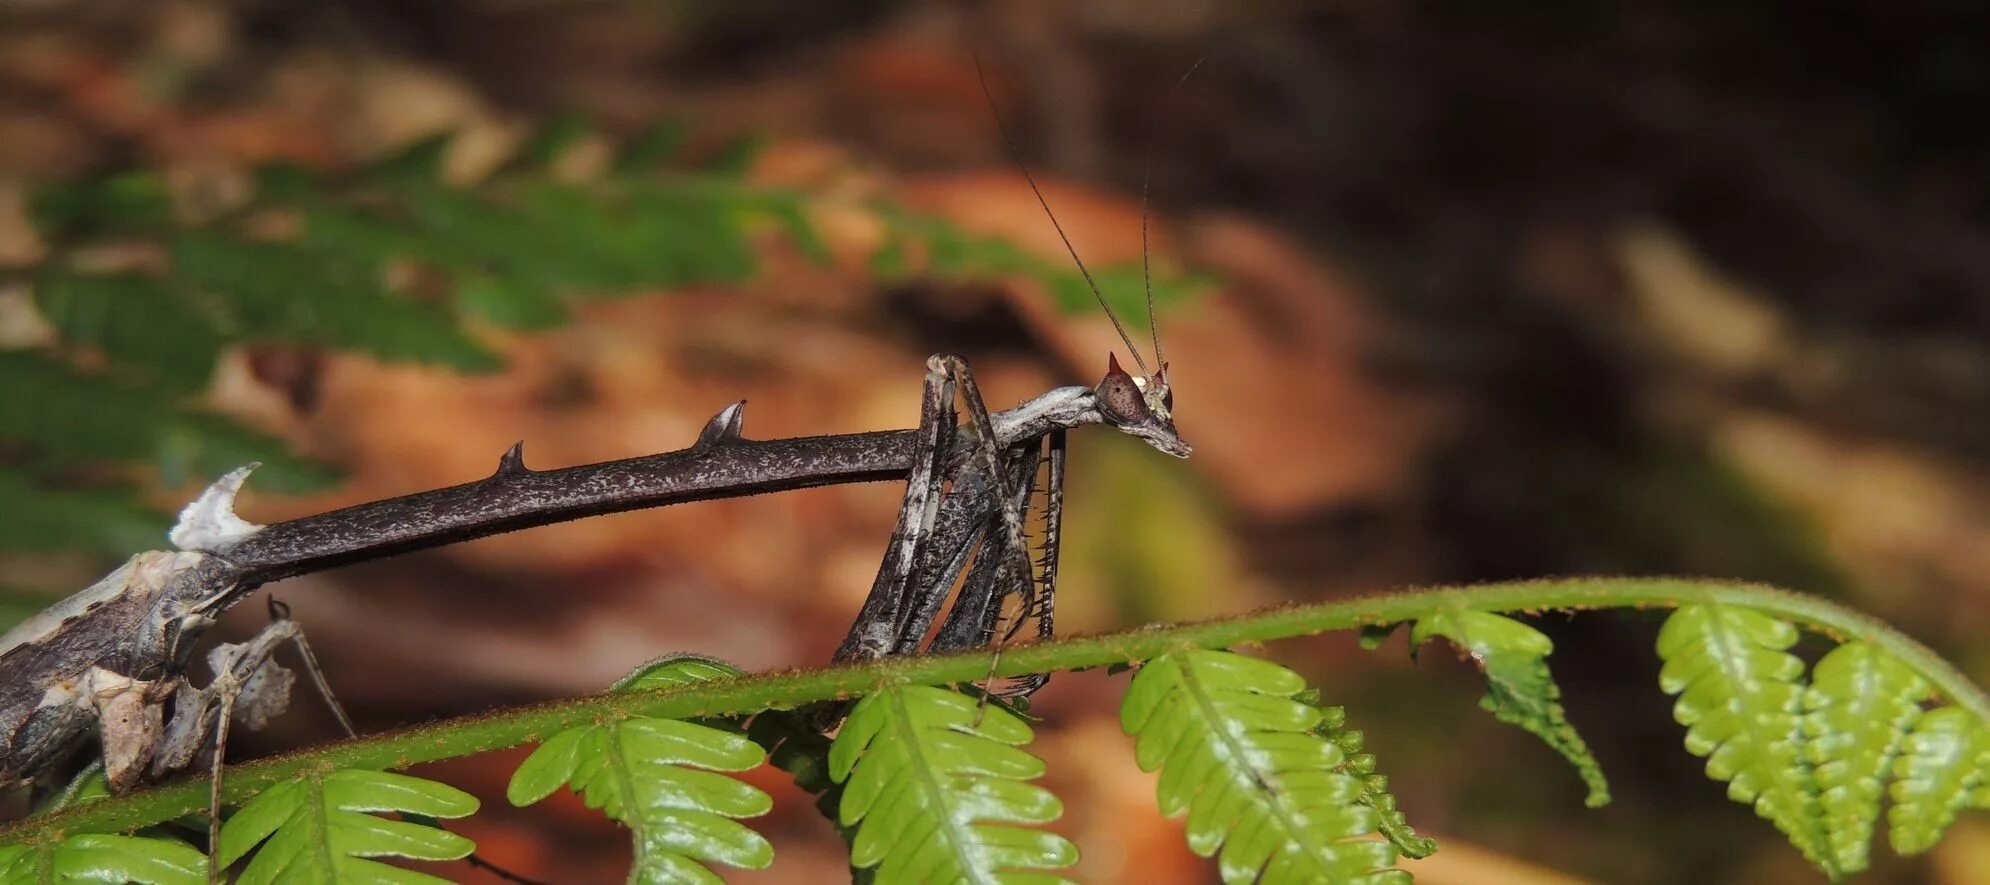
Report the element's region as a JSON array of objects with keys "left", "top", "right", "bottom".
[{"left": 0, "top": 60, "right": 1192, "bottom": 880}]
